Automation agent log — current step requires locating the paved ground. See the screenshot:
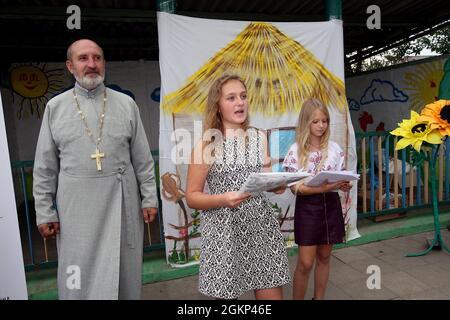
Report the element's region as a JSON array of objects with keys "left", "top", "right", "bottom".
[{"left": 142, "top": 229, "right": 450, "bottom": 300}]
